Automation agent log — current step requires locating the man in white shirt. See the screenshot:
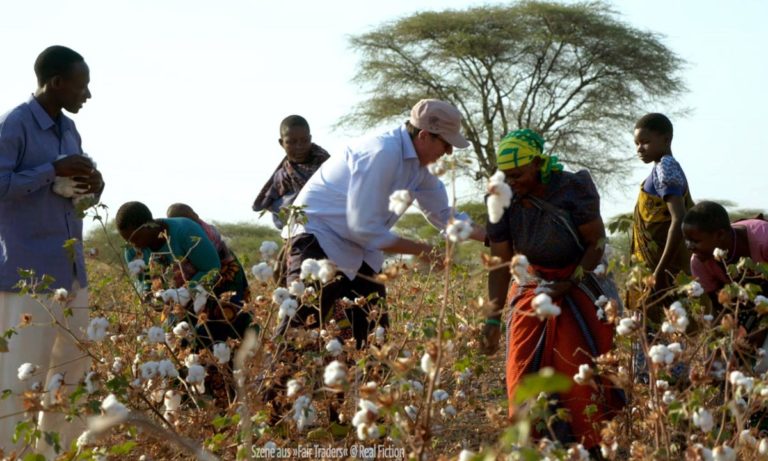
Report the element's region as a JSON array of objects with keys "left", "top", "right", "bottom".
[{"left": 279, "top": 99, "right": 484, "bottom": 348}]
